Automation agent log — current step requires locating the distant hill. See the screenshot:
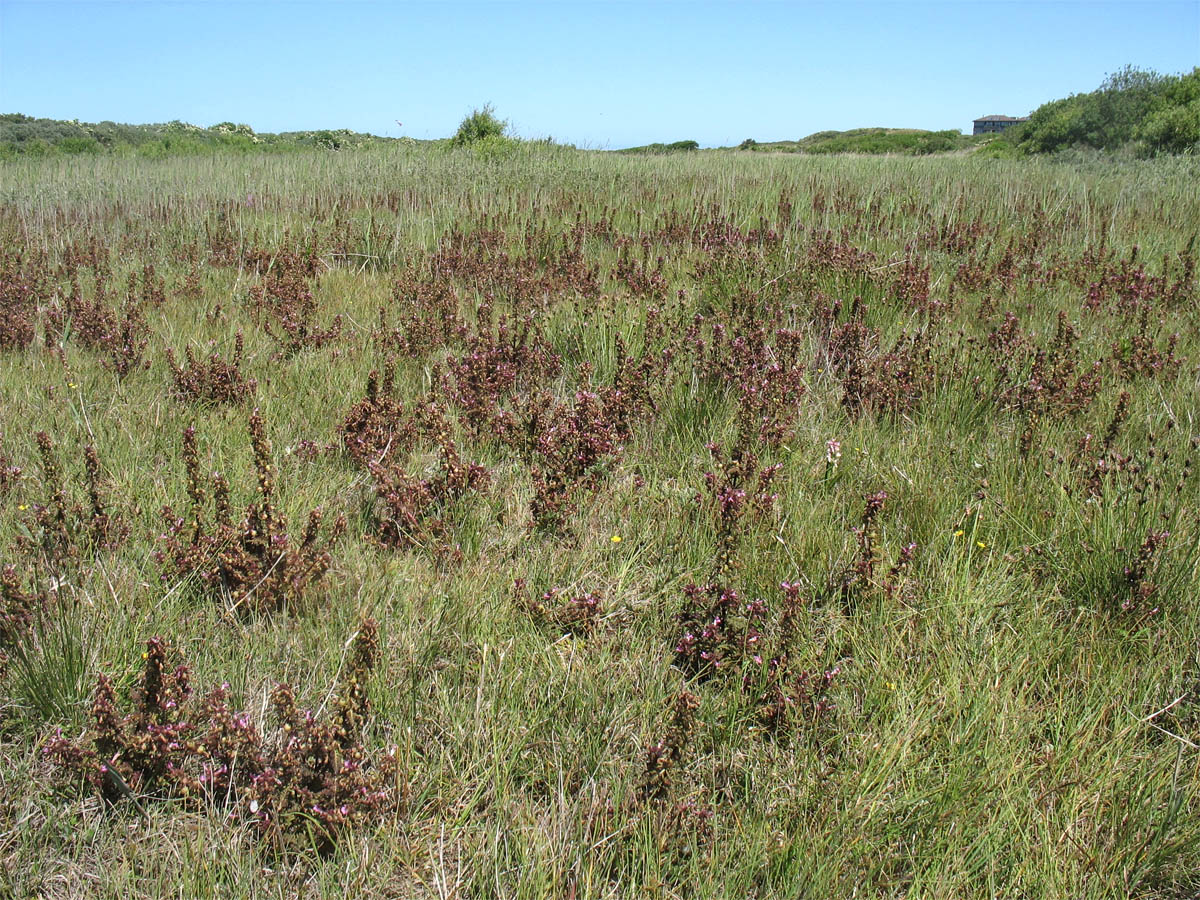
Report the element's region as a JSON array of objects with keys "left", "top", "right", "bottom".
[
  {"left": 614, "top": 140, "right": 700, "bottom": 155},
  {"left": 0, "top": 114, "right": 407, "bottom": 157},
  {"left": 734, "top": 128, "right": 987, "bottom": 155}
]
